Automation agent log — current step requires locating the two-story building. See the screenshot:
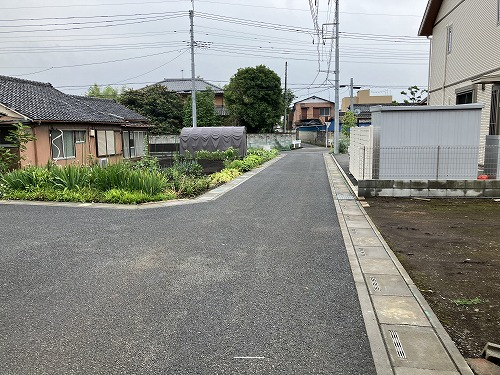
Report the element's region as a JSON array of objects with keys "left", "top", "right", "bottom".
[
  {"left": 156, "top": 78, "right": 227, "bottom": 116},
  {"left": 419, "top": 0, "right": 500, "bottom": 143},
  {"left": 290, "top": 96, "right": 335, "bottom": 128}
]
